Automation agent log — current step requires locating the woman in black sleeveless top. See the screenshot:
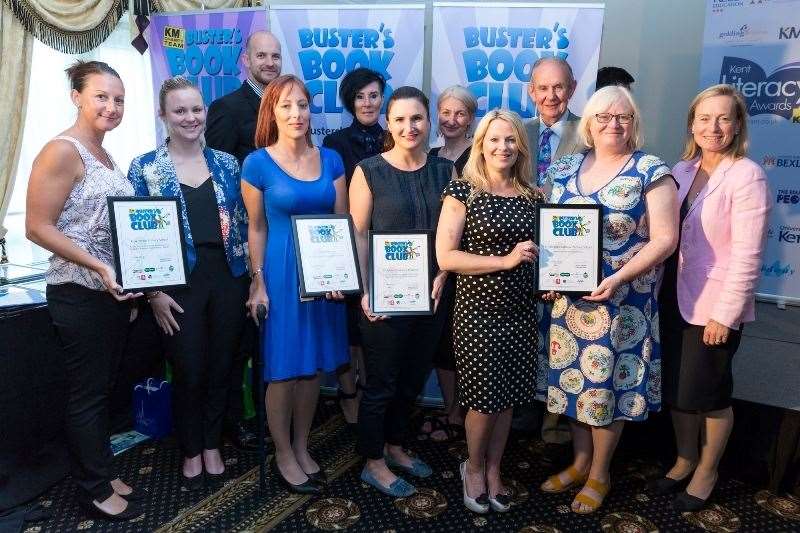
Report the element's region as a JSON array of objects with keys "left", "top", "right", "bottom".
[
  {"left": 323, "top": 68, "right": 386, "bottom": 427},
  {"left": 350, "top": 87, "right": 455, "bottom": 497}
]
